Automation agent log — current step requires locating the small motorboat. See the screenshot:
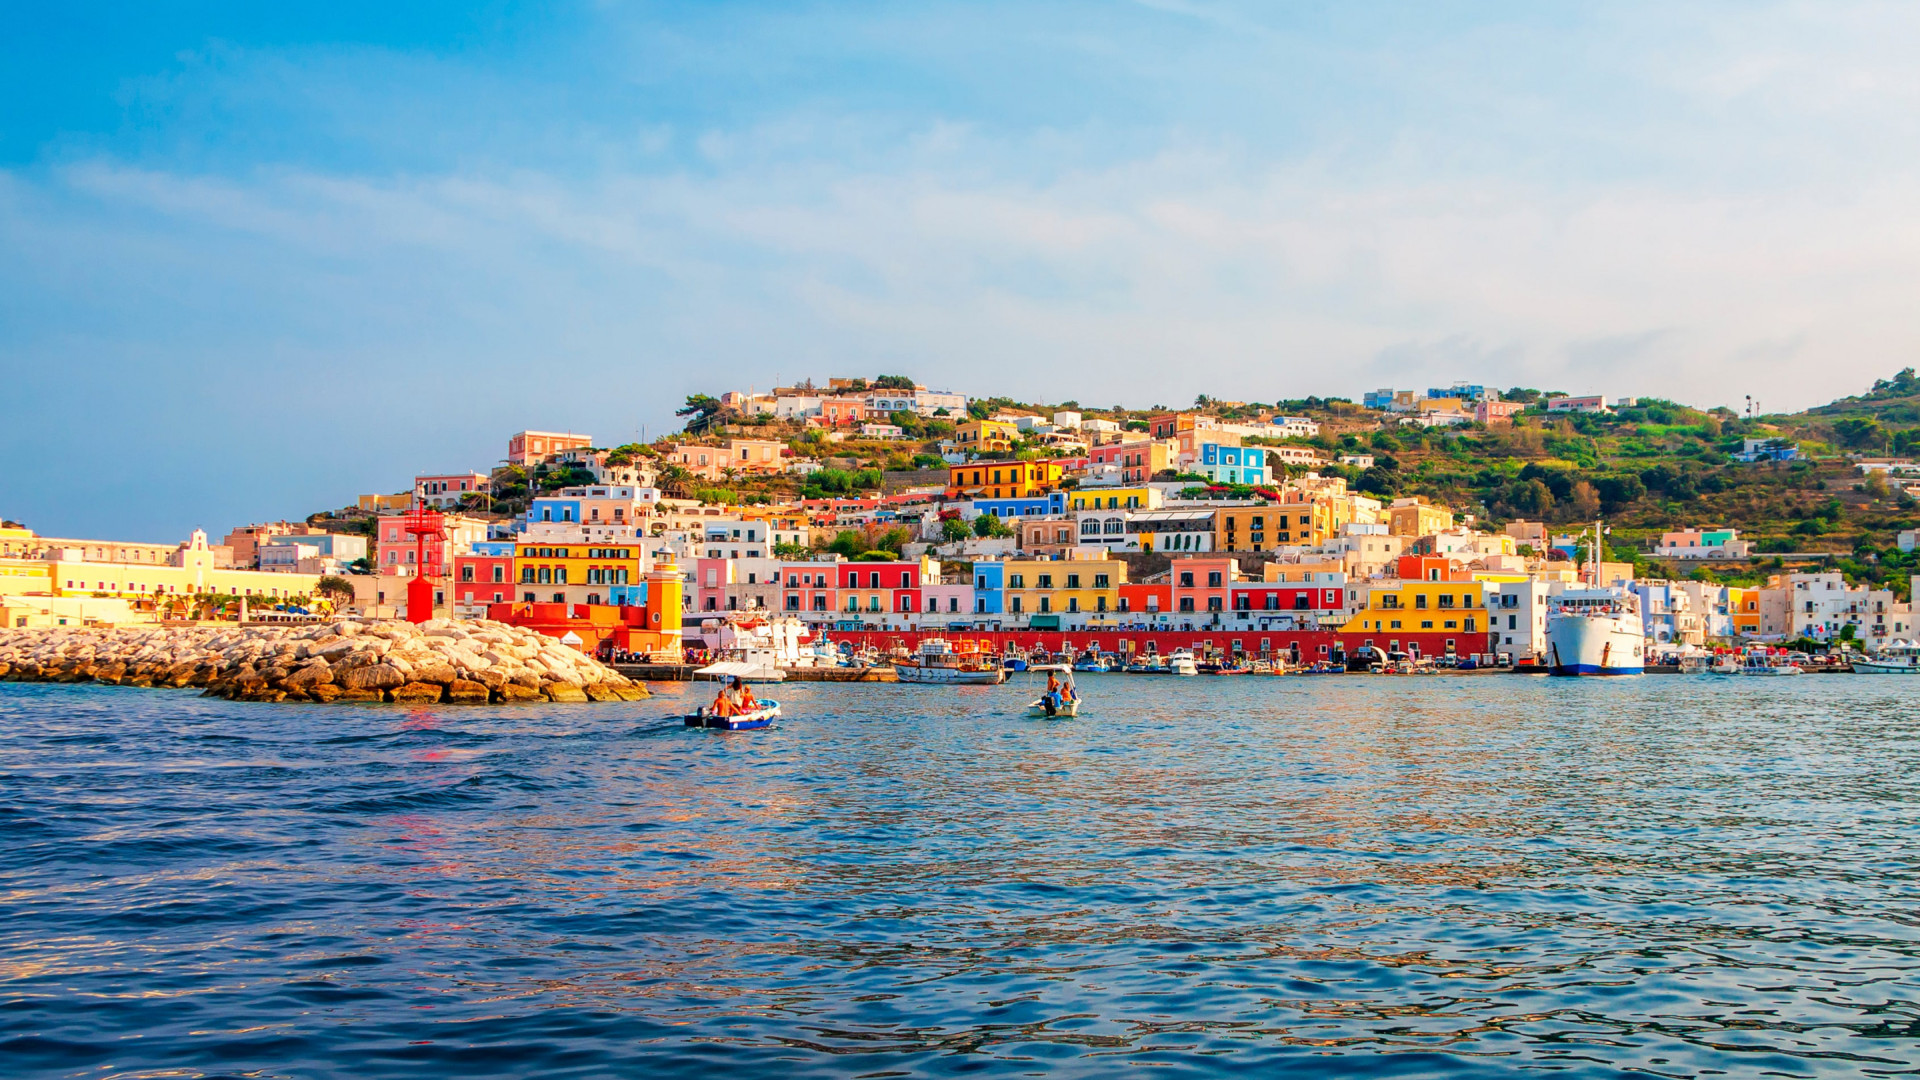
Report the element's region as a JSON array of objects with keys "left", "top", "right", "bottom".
[
  {"left": 1739, "top": 650, "right": 1802, "bottom": 676},
  {"left": 1025, "top": 664, "right": 1081, "bottom": 718},
  {"left": 685, "top": 700, "right": 781, "bottom": 731},
  {"left": 1166, "top": 649, "right": 1199, "bottom": 676}
]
